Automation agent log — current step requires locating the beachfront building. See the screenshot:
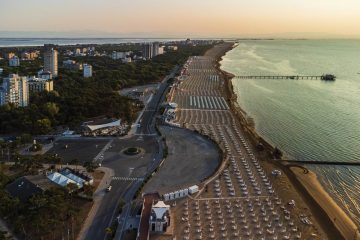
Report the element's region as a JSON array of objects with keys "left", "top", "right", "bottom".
[
  {"left": 0, "top": 74, "right": 29, "bottom": 107},
  {"left": 150, "top": 201, "right": 171, "bottom": 232},
  {"left": 83, "top": 64, "right": 92, "bottom": 78},
  {"left": 44, "top": 46, "right": 58, "bottom": 77},
  {"left": 9, "top": 56, "right": 20, "bottom": 67},
  {"left": 28, "top": 77, "right": 54, "bottom": 93}
]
